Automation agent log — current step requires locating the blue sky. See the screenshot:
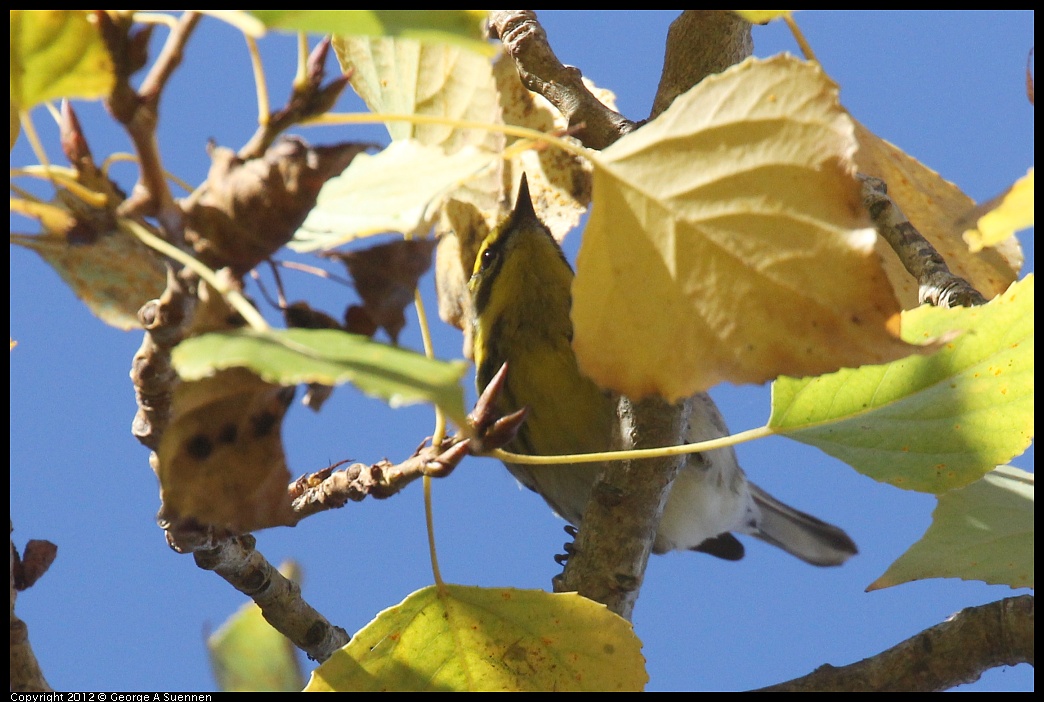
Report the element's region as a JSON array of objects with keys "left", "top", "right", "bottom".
[{"left": 10, "top": 11, "right": 1034, "bottom": 692}]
